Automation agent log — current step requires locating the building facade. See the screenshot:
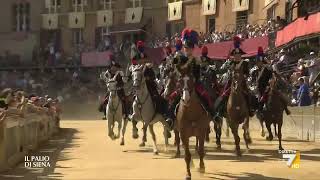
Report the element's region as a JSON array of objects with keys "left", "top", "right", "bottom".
[{"left": 0, "top": 0, "right": 303, "bottom": 61}]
